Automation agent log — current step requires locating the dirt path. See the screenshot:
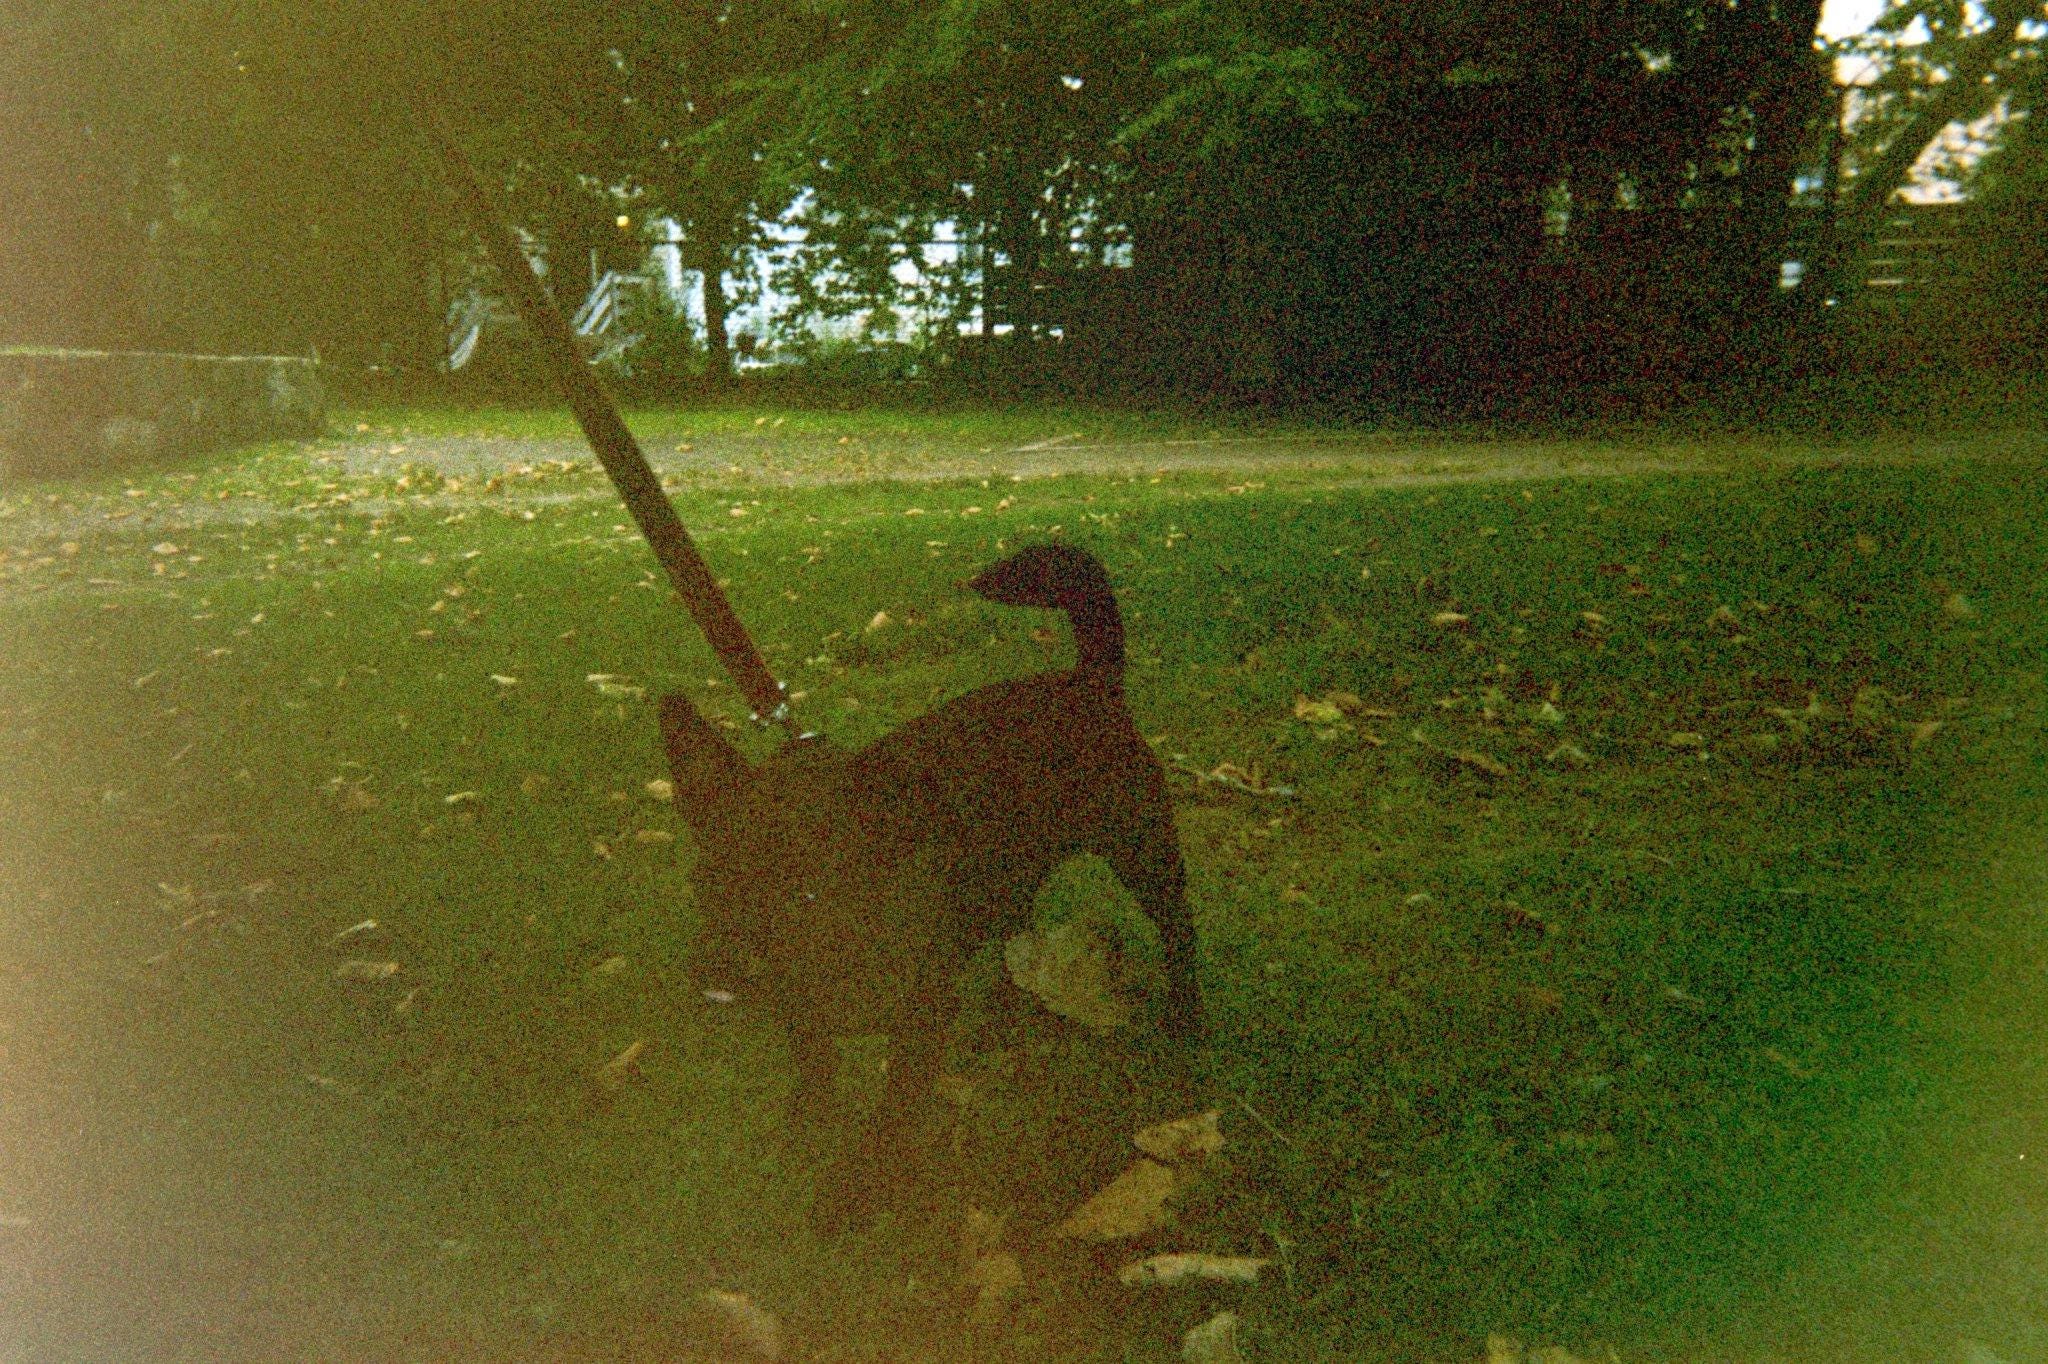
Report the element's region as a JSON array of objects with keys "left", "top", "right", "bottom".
[
  {"left": 14, "top": 422, "right": 2041, "bottom": 554},
  {"left": 314, "top": 423, "right": 2048, "bottom": 488}
]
